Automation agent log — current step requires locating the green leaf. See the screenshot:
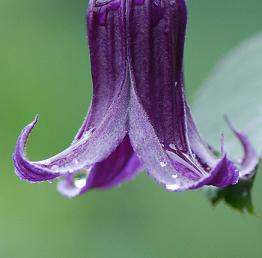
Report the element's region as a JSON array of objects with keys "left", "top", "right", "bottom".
[
  {"left": 193, "top": 33, "right": 262, "bottom": 212},
  {"left": 204, "top": 174, "right": 257, "bottom": 214},
  {"left": 193, "top": 33, "right": 262, "bottom": 158}
]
